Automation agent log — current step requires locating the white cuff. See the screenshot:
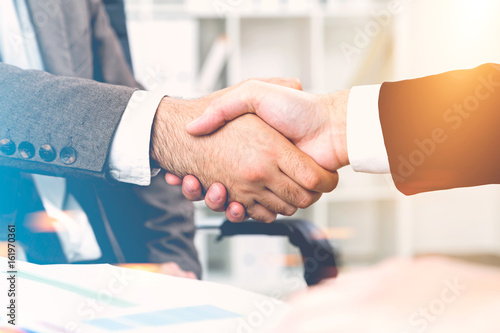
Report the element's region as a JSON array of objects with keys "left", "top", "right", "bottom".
[
  {"left": 108, "top": 90, "right": 165, "bottom": 186},
  {"left": 347, "top": 84, "right": 390, "bottom": 174}
]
